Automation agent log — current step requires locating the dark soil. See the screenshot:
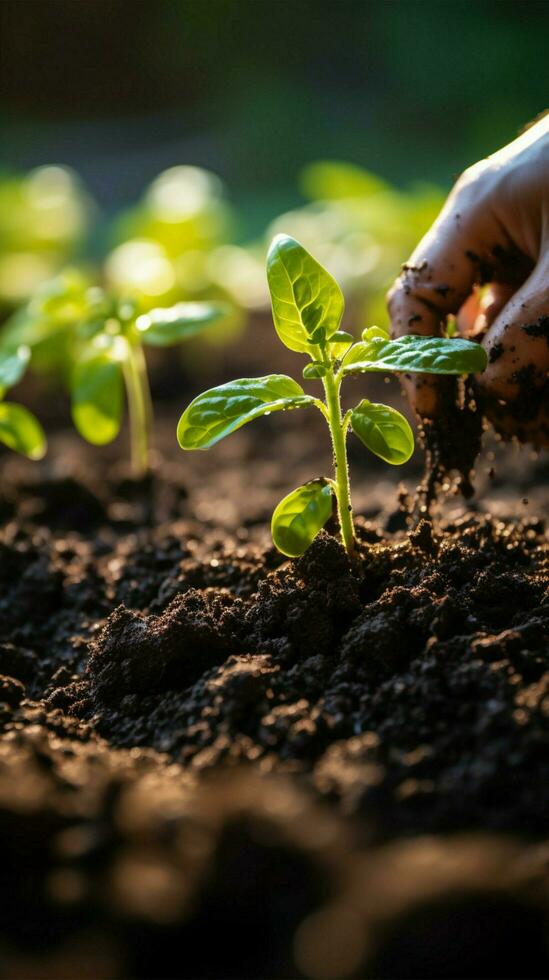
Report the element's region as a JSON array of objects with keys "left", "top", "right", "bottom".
[
  {"left": 522, "top": 315, "right": 549, "bottom": 347},
  {"left": 0, "top": 372, "right": 548, "bottom": 977}
]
